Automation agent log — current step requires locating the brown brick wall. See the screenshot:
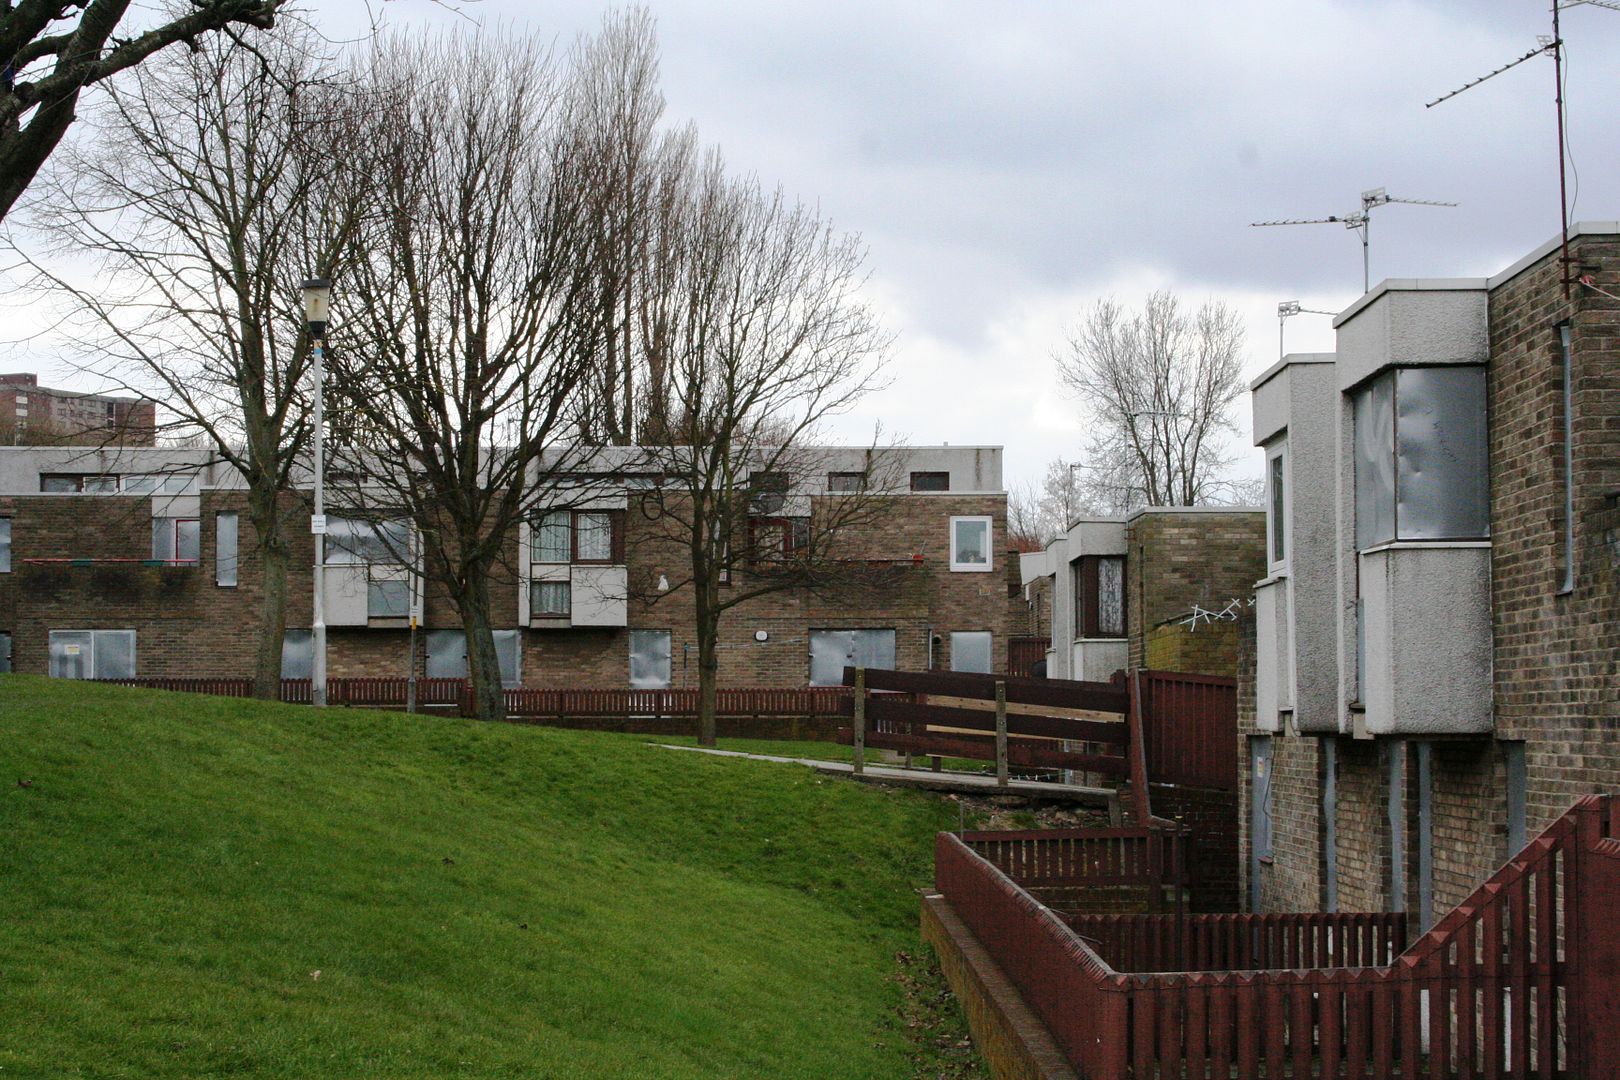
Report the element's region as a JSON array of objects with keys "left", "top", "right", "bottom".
[
  {"left": 1125, "top": 511, "right": 1265, "bottom": 675},
  {"left": 0, "top": 487, "right": 1012, "bottom": 690},
  {"left": 1489, "top": 234, "right": 1620, "bottom": 839}
]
